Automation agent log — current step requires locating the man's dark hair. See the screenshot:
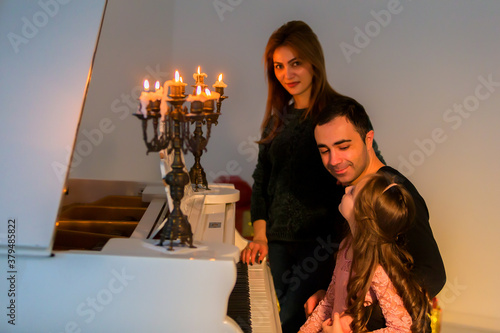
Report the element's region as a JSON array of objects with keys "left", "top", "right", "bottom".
[{"left": 315, "top": 96, "right": 374, "bottom": 140}]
